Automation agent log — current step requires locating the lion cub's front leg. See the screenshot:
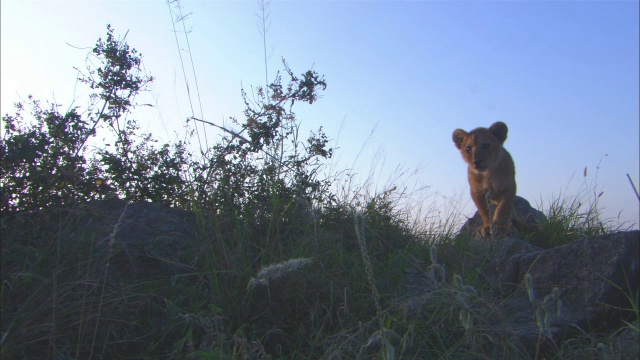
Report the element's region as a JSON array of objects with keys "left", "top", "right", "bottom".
[
  {"left": 491, "top": 192, "right": 516, "bottom": 236},
  {"left": 471, "top": 188, "right": 515, "bottom": 237},
  {"left": 470, "top": 188, "right": 492, "bottom": 237}
]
